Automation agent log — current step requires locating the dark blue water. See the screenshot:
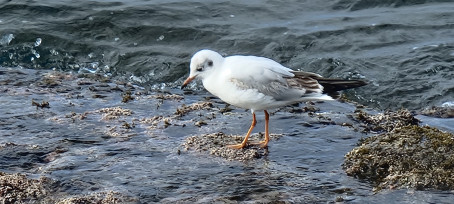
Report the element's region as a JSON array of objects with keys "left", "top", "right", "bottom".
[{"left": 1, "top": 0, "right": 453, "bottom": 110}]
